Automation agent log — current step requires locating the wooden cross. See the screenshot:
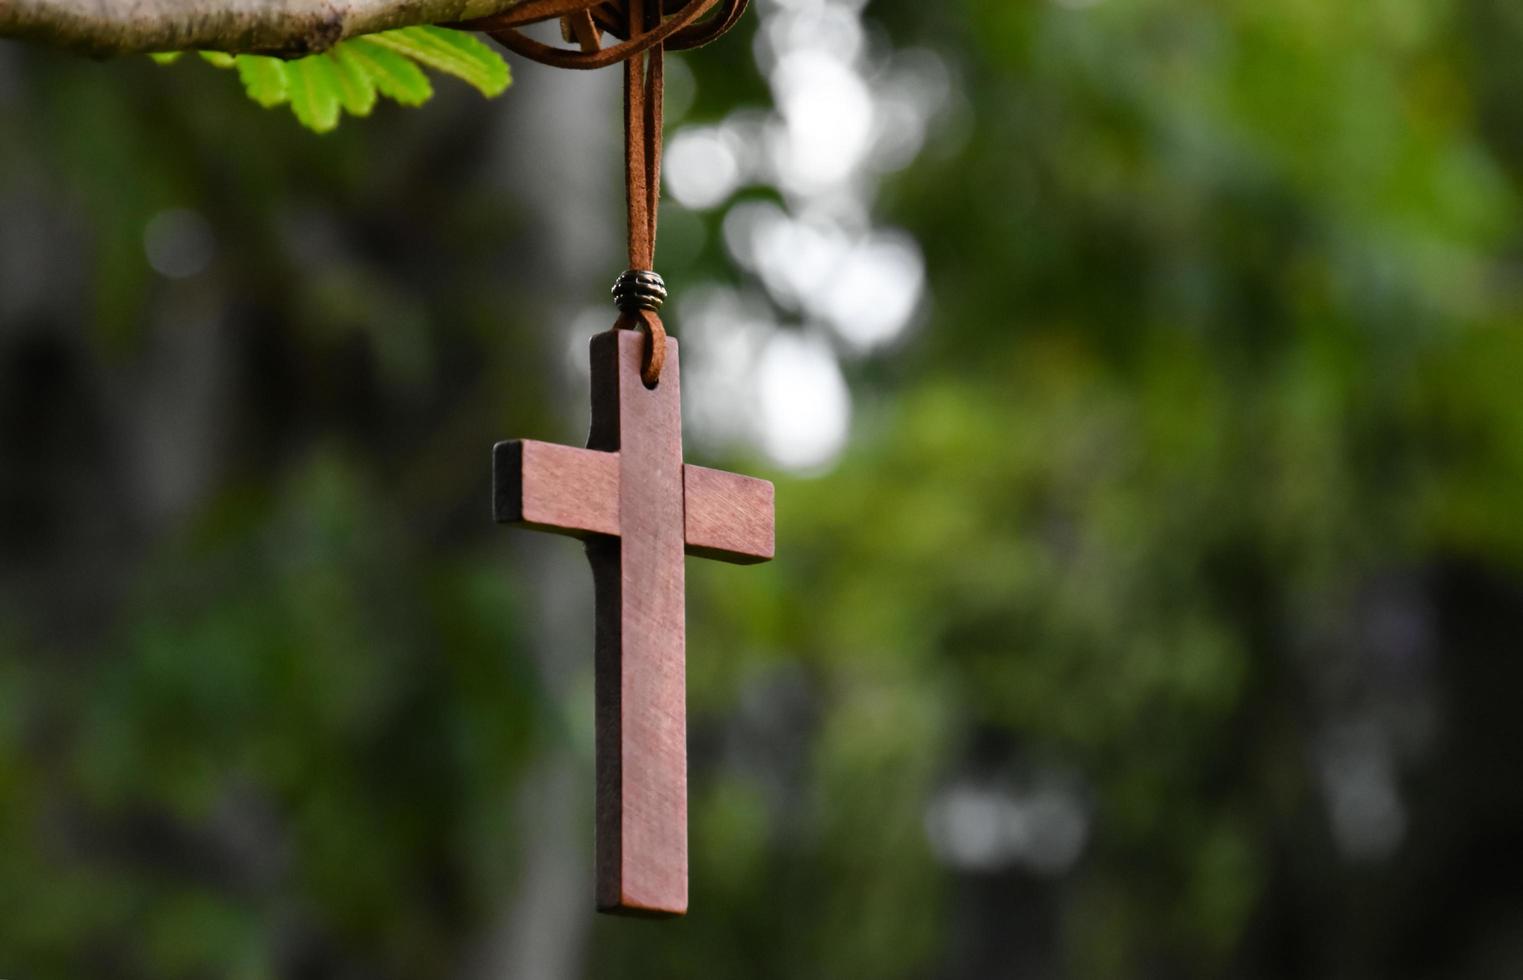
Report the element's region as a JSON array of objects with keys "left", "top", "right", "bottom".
[{"left": 493, "top": 328, "right": 775, "bottom": 917}]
